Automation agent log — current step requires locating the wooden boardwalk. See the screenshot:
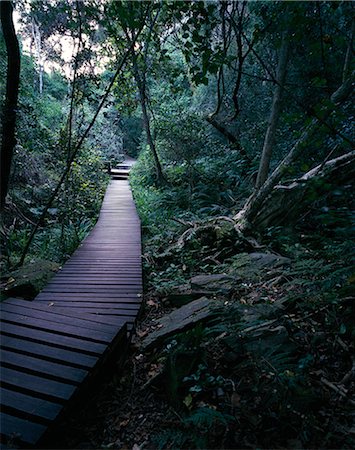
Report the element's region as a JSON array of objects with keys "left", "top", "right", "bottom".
[{"left": 0, "top": 159, "right": 142, "bottom": 447}]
